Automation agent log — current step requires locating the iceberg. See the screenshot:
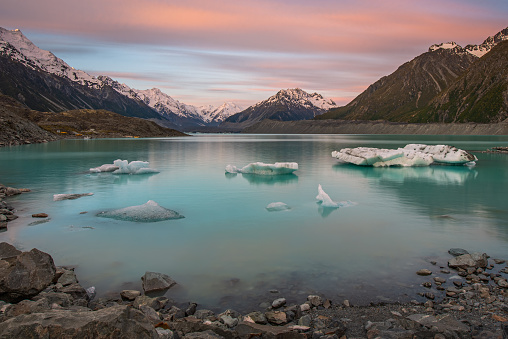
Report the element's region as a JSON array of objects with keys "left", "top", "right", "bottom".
[
  {"left": 225, "top": 162, "right": 298, "bottom": 175},
  {"left": 316, "top": 184, "right": 340, "bottom": 208},
  {"left": 90, "top": 159, "right": 159, "bottom": 174},
  {"left": 316, "top": 185, "right": 357, "bottom": 209},
  {"left": 266, "top": 202, "right": 291, "bottom": 212},
  {"left": 53, "top": 193, "right": 94, "bottom": 201},
  {"left": 89, "top": 164, "right": 119, "bottom": 173},
  {"left": 332, "top": 144, "right": 476, "bottom": 167},
  {"left": 97, "top": 200, "right": 184, "bottom": 222}
]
